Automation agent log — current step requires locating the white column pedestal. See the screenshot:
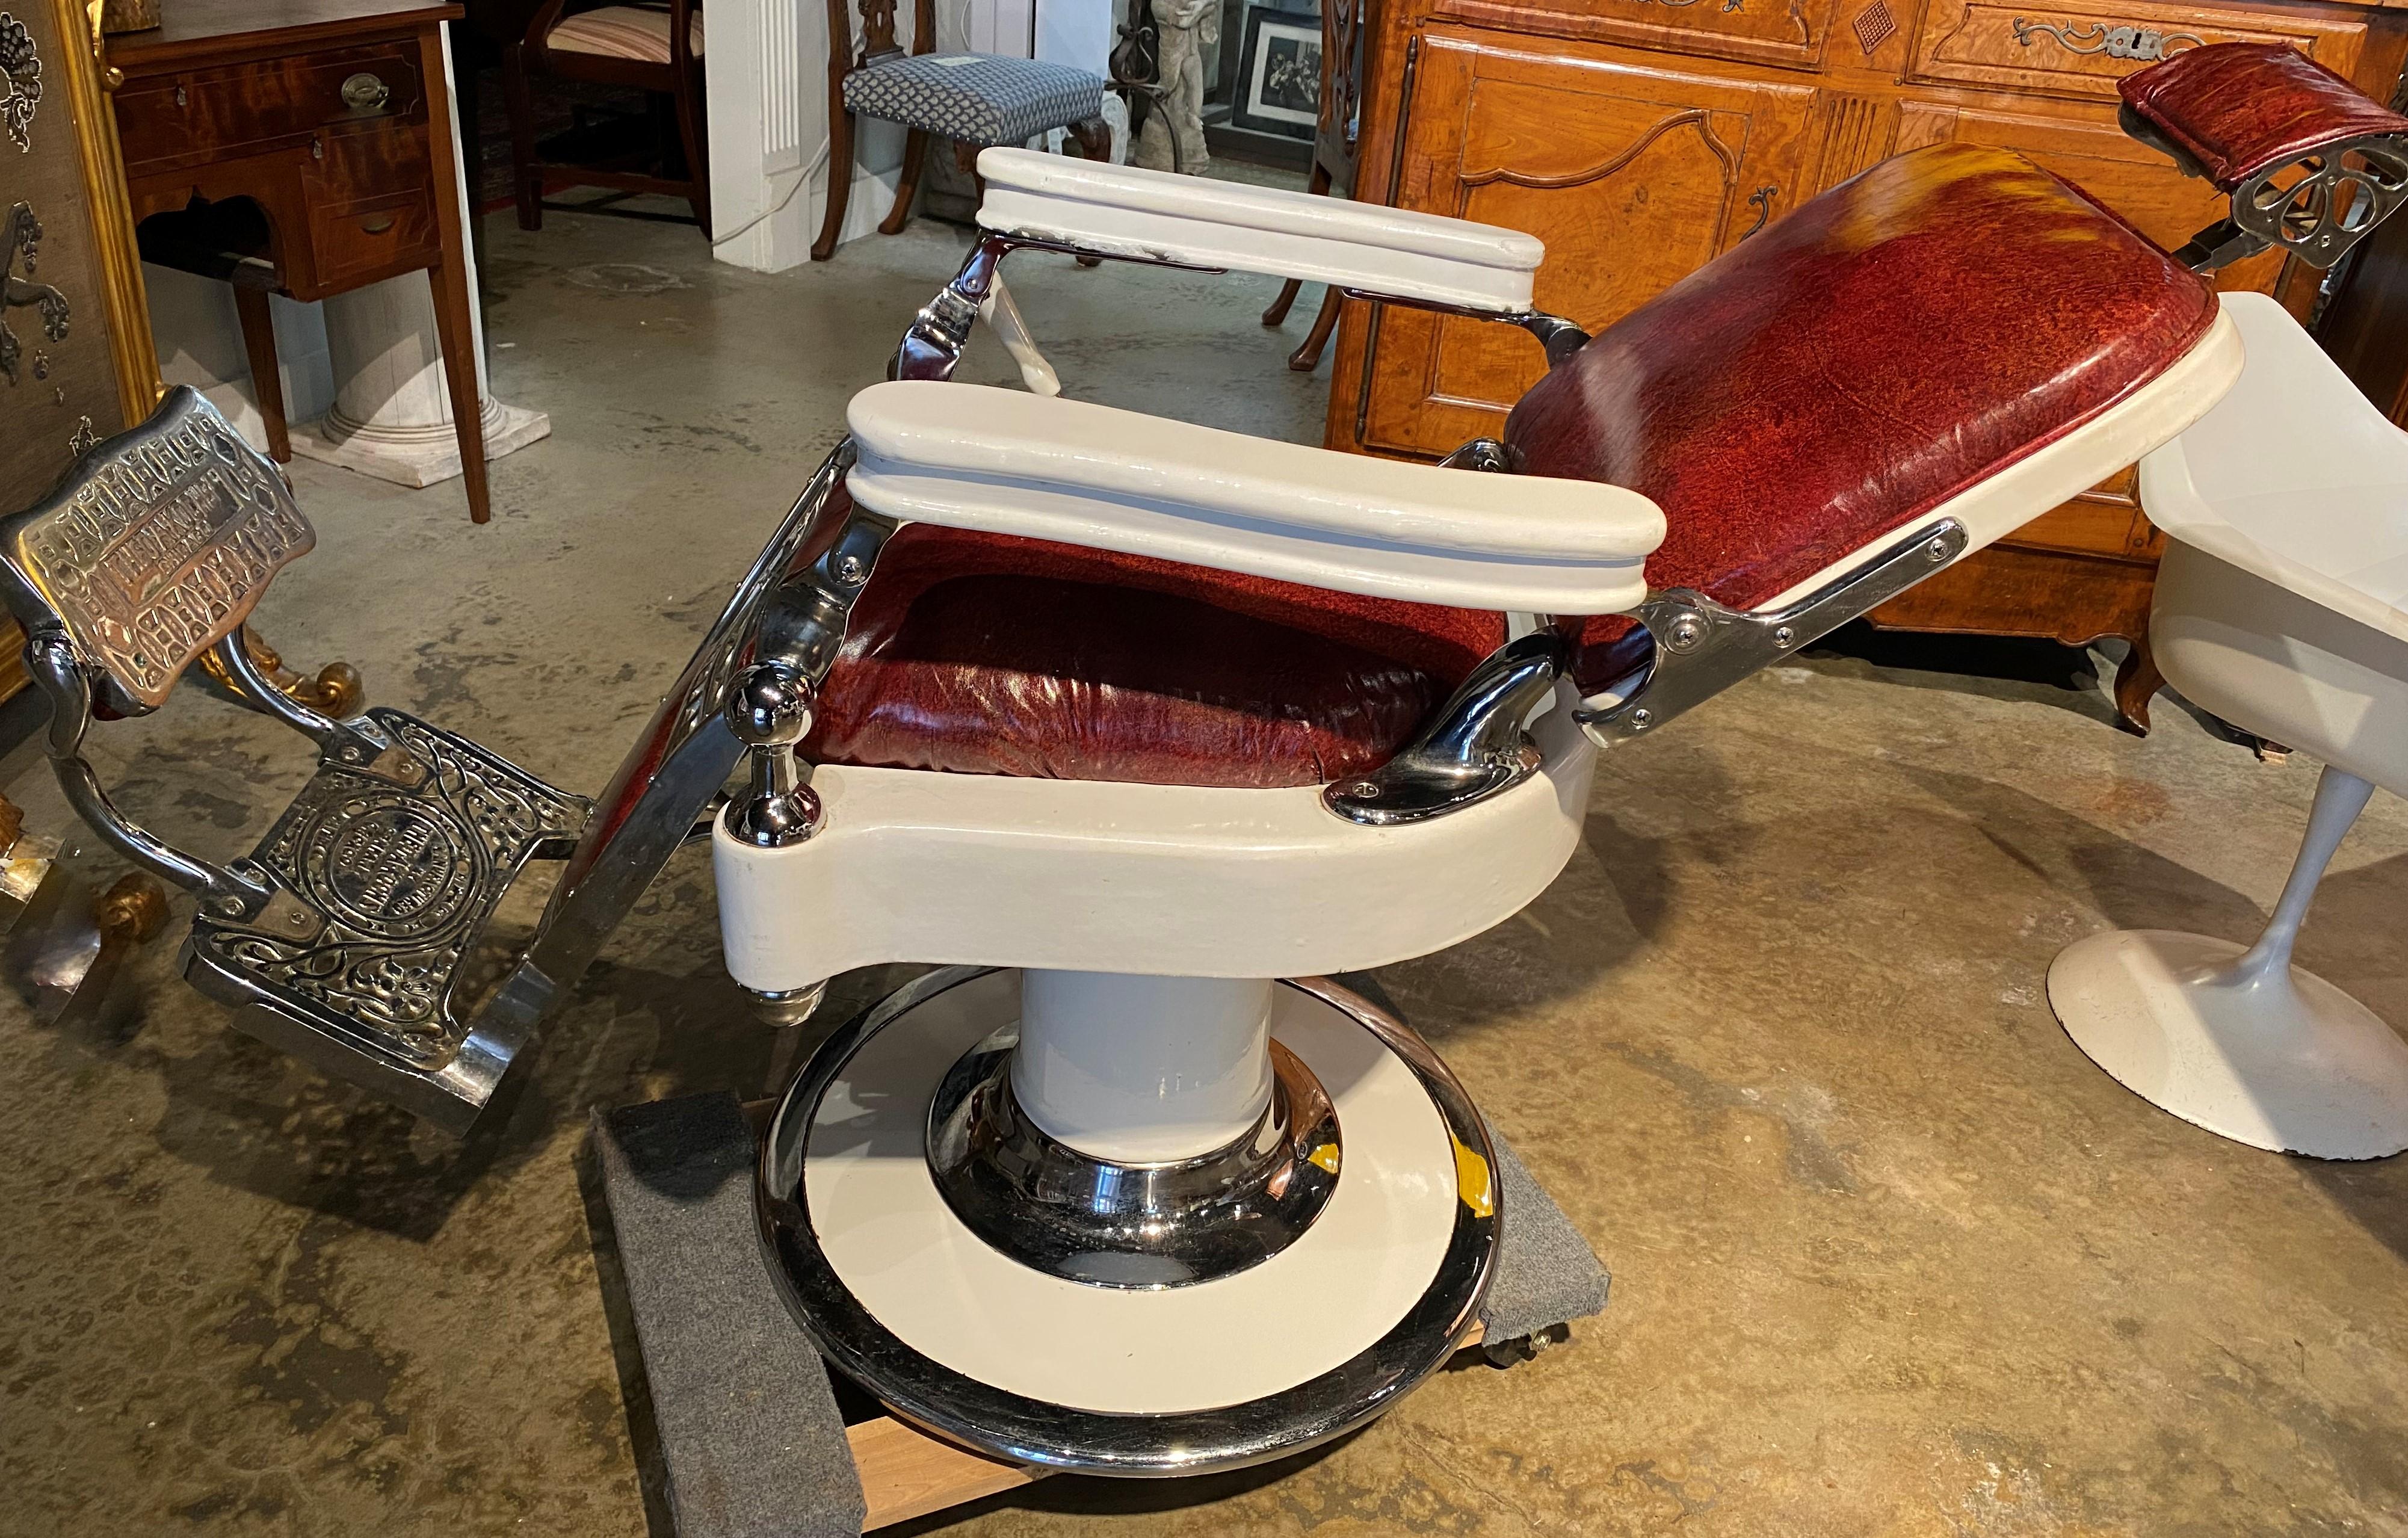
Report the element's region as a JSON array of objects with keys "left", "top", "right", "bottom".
[
  {"left": 291, "top": 275, "right": 550, "bottom": 489},
  {"left": 1011, "top": 972, "right": 1278, "bottom": 1164}
]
